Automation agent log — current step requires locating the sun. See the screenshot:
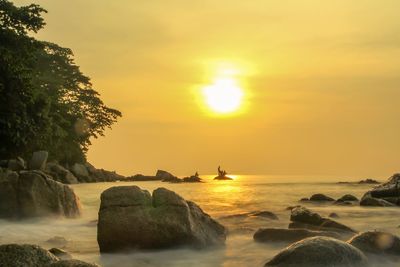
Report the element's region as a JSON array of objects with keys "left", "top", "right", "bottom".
[{"left": 202, "top": 78, "right": 244, "bottom": 114}]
